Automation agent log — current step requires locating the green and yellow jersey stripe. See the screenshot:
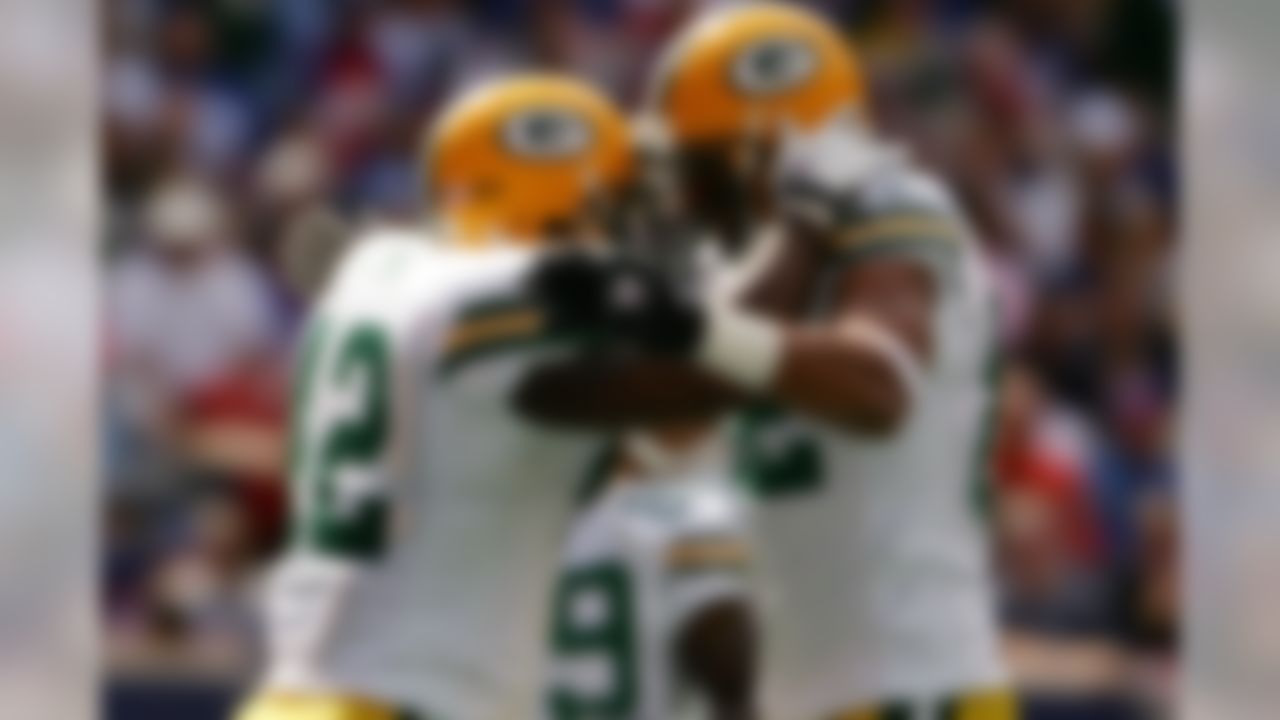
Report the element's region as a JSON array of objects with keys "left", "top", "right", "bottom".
[{"left": 437, "top": 295, "right": 565, "bottom": 376}]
